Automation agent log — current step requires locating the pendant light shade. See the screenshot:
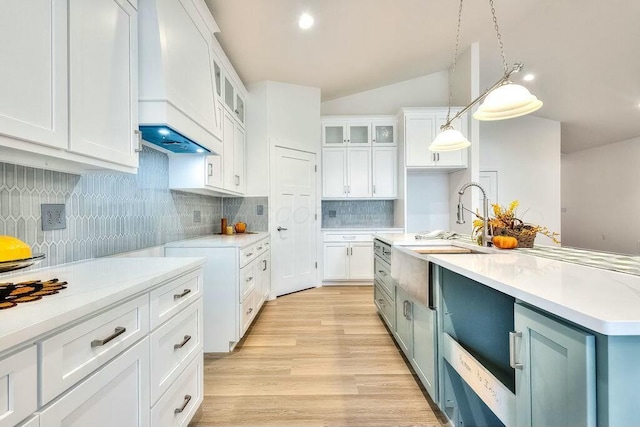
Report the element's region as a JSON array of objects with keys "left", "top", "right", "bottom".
[
  {"left": 429, "top": 127, "right": 471, "bottom": 152},
  {"left": 473, "top": 82, "right": 543, "bottom": 121}
]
